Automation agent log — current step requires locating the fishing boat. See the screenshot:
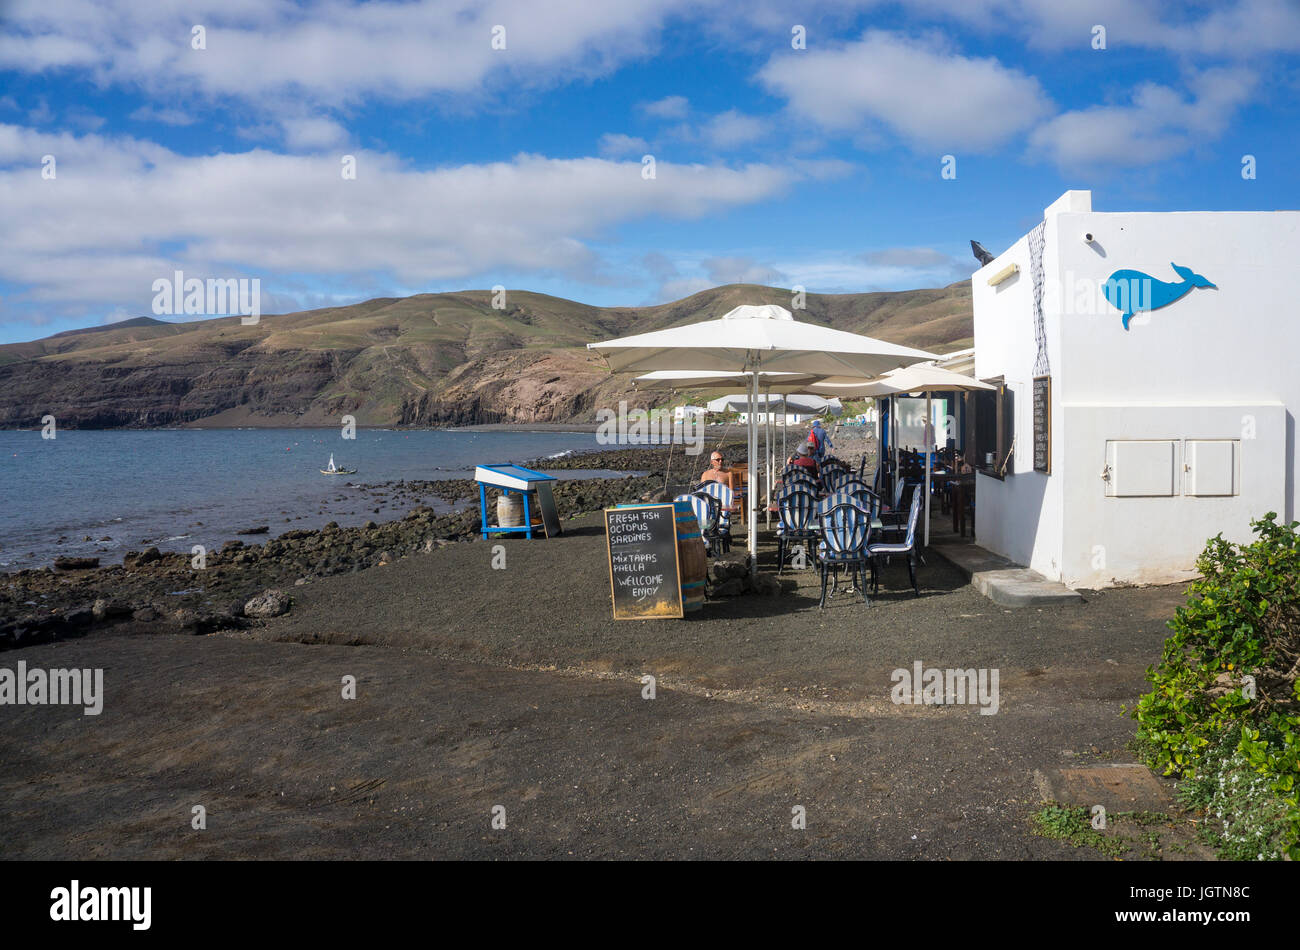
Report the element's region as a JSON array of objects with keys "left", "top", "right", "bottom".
[{"left": 320, "top": 454, "right": 357, "bottom": 476}]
